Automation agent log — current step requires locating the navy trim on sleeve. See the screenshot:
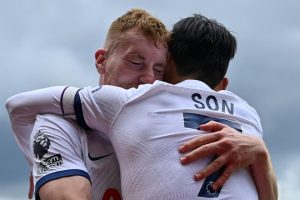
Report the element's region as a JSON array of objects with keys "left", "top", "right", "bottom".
[
  {"left": 74, "top": 90, "right": 91, "bottom": 130},
  {"left": 60, "top": 86, "right": 69, "bottom": 115},
  {"left": 35, "top": 169, "right": 91, "bottom": 200}
]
